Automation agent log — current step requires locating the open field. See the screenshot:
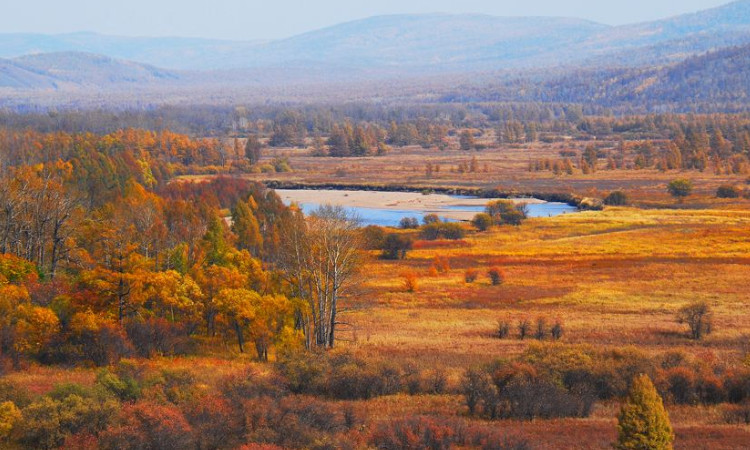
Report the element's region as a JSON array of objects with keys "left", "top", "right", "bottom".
[
  {"left": 347, "top": 207, "right": 750, "bottom": 364},
  {"left": 341, "top": 207, "right": 750, "bottom": 447},
  {"left": 2, "top": 123, "right": 749, "bottom": 448},
  {"left": 5, "top": 205, "right": 748, "bottom": 448},
  {"left": 183, "top": 139, "right": 750, "bottom": 208}
]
